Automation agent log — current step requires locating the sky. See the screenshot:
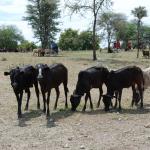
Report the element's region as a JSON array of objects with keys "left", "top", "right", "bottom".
[{"left": 0, "top": 0, "right": 150, "bottom": 44}]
